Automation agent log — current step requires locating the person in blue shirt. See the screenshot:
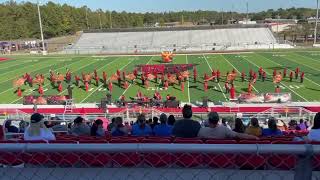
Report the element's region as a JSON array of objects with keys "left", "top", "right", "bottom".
[
  {"left": 262, "top": 117, "right": 283, "bottom": 136},
  {"left": 131, "top": 114, "right": 152, "bottom": 136},
  {"left": 153, "top": 113, "right": 172, "bottom": 137}
]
